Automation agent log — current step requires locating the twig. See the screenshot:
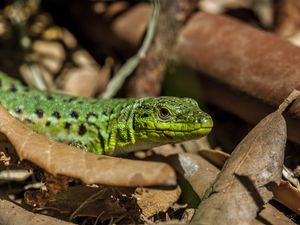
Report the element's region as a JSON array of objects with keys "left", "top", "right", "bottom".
[
  {"left": 277, "top": 89, "right": 300, "bottom": 113},
  {"left": 70, "top": 189, "right": 105, "bottom": 220},
  {"left": 0, "top": 169, "right": 32, "bottom": 181},
  {"left": 101, "top": 0, "right": 160, "bottom": 99}
]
